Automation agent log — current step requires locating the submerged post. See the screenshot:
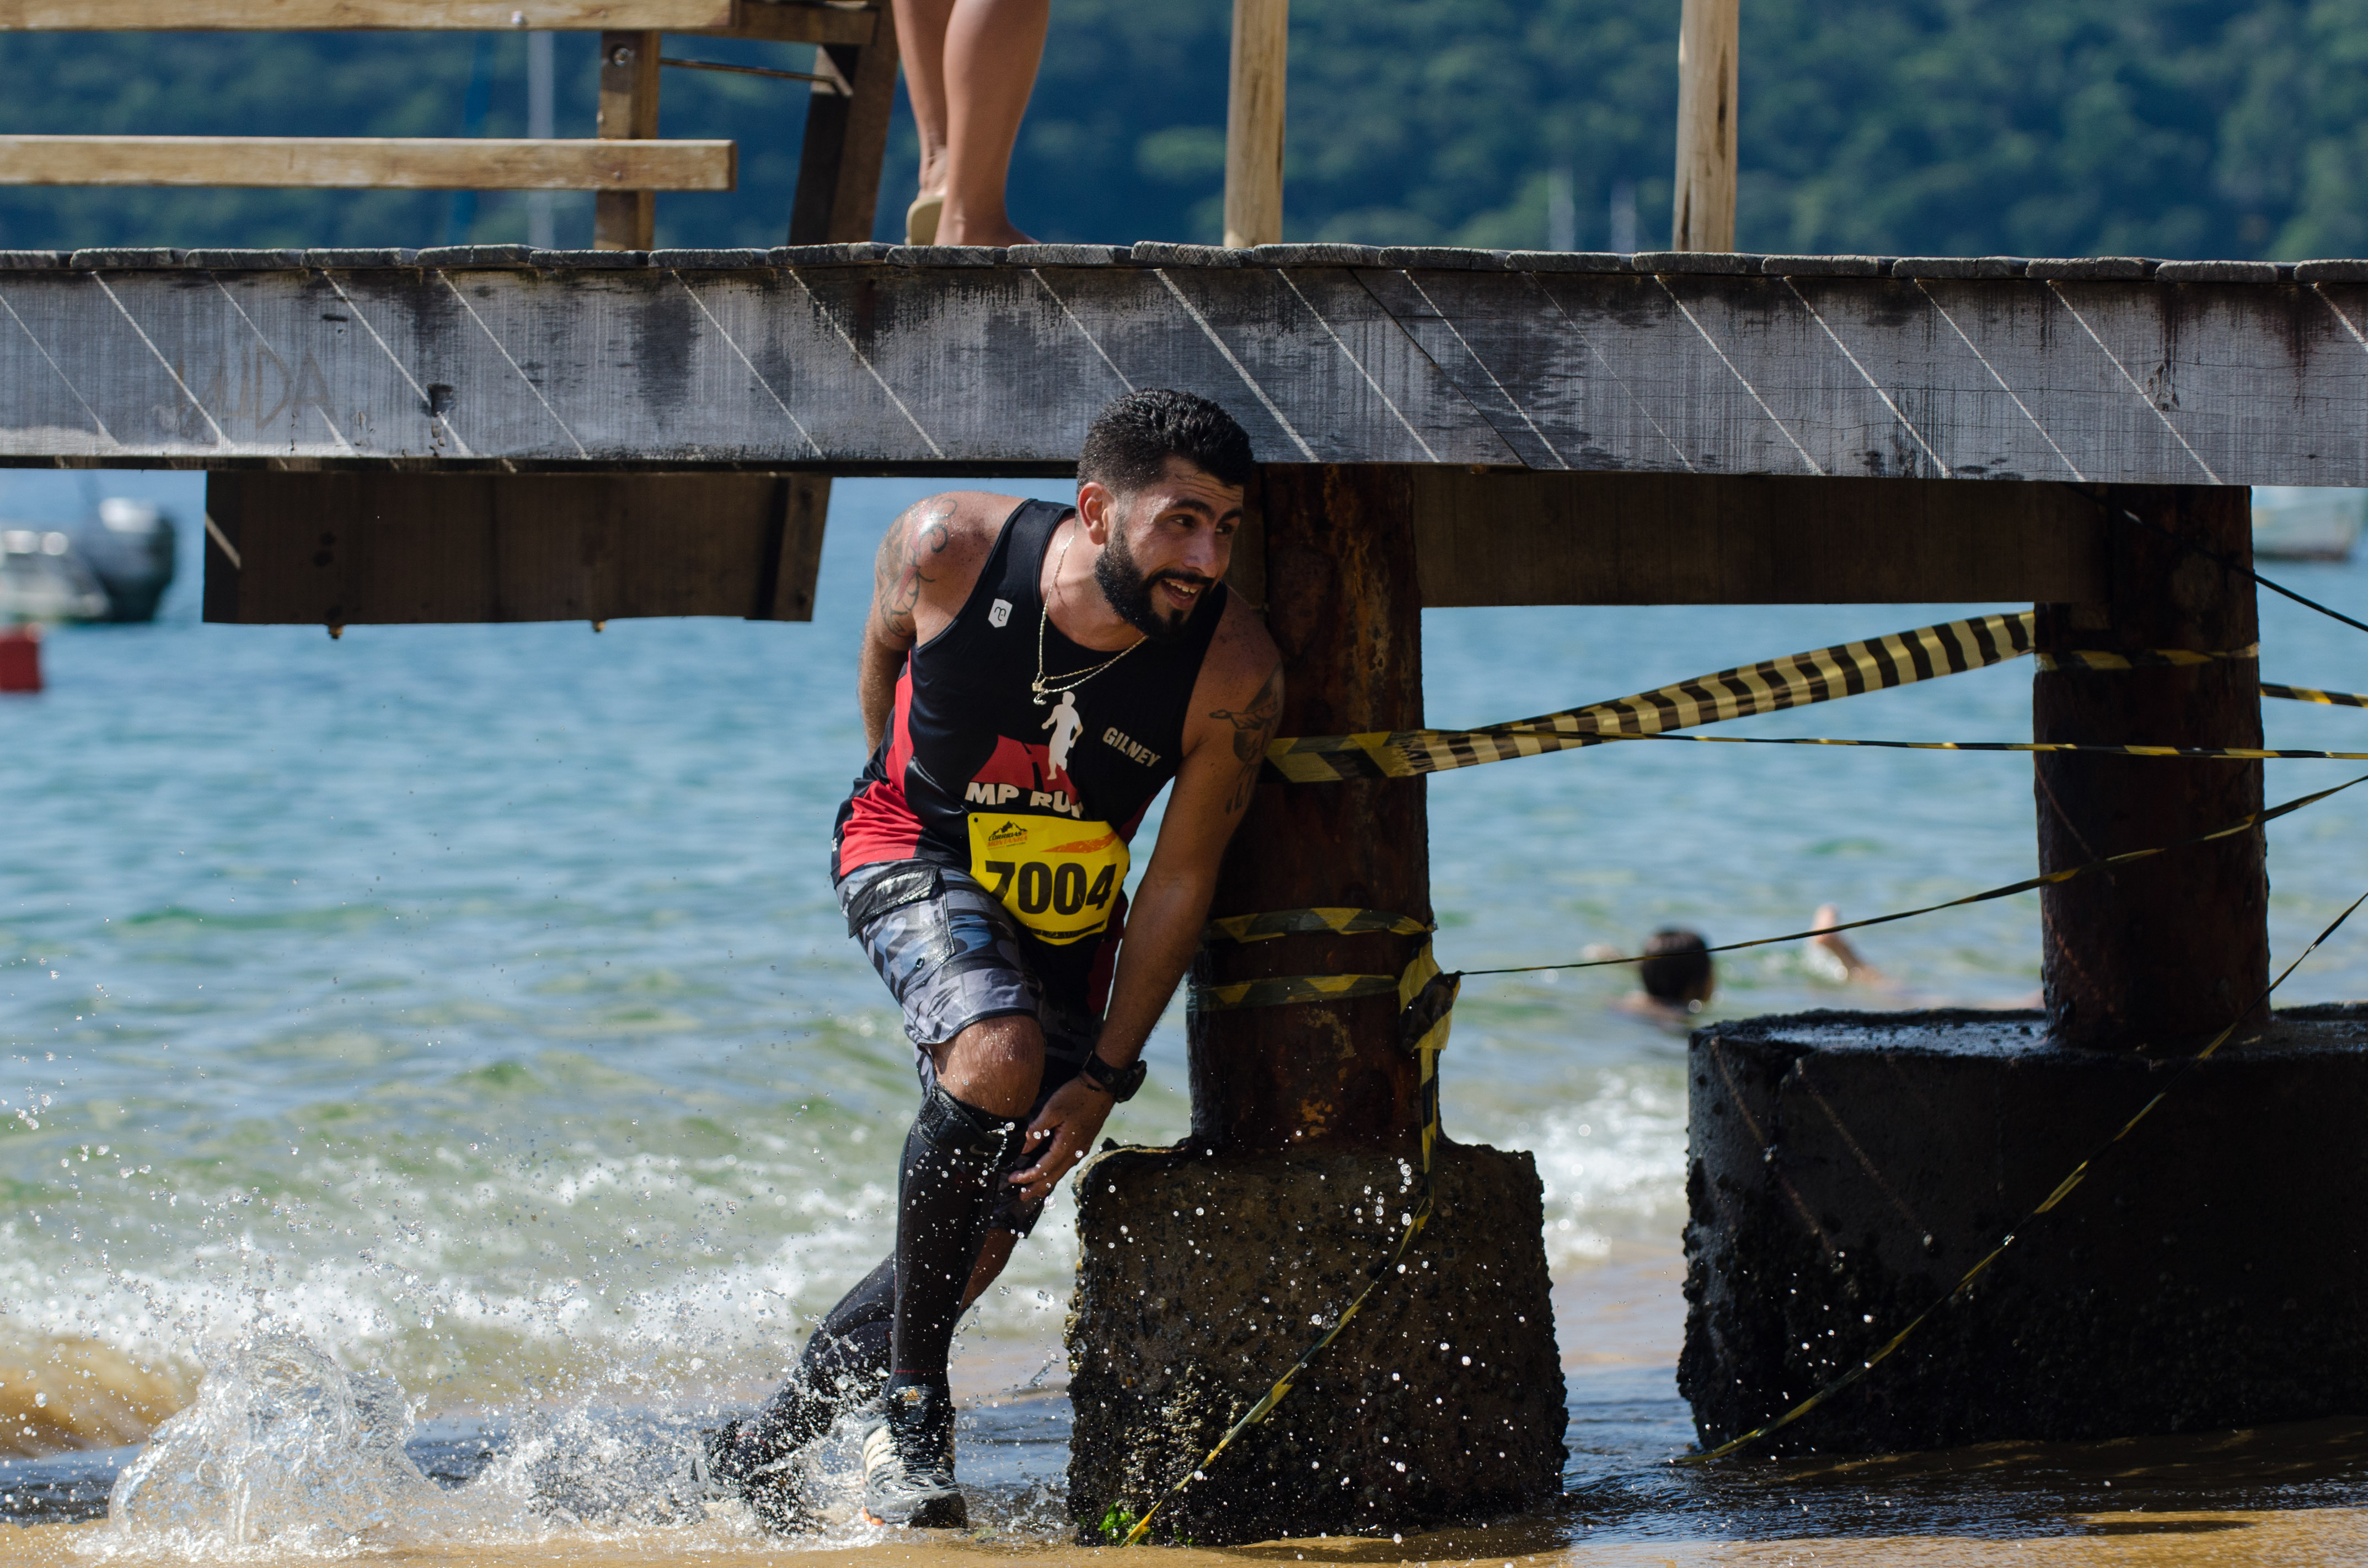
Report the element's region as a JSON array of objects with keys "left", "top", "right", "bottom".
[
  {"left": 2035, "top": 485, "right": 2268, "bottom": 1045},
  {"left": 1065, "top": 466, "right": 1565, "bottom": 1543}
]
